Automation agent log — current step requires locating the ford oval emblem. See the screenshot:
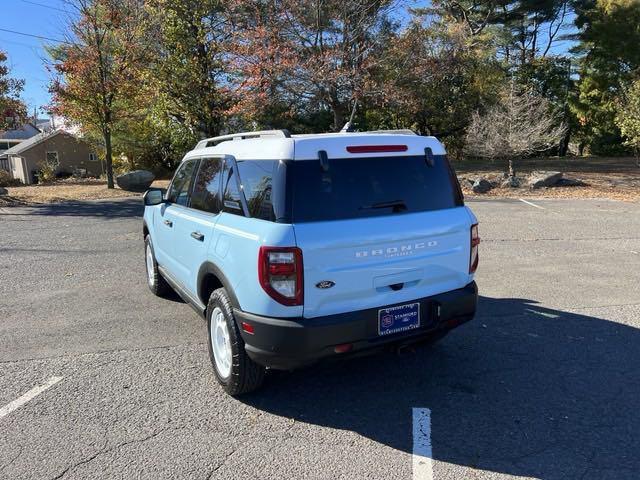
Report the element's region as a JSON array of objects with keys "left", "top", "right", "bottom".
[{"left": 316, "top": 280, "right": 335, "bottom": 289}]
